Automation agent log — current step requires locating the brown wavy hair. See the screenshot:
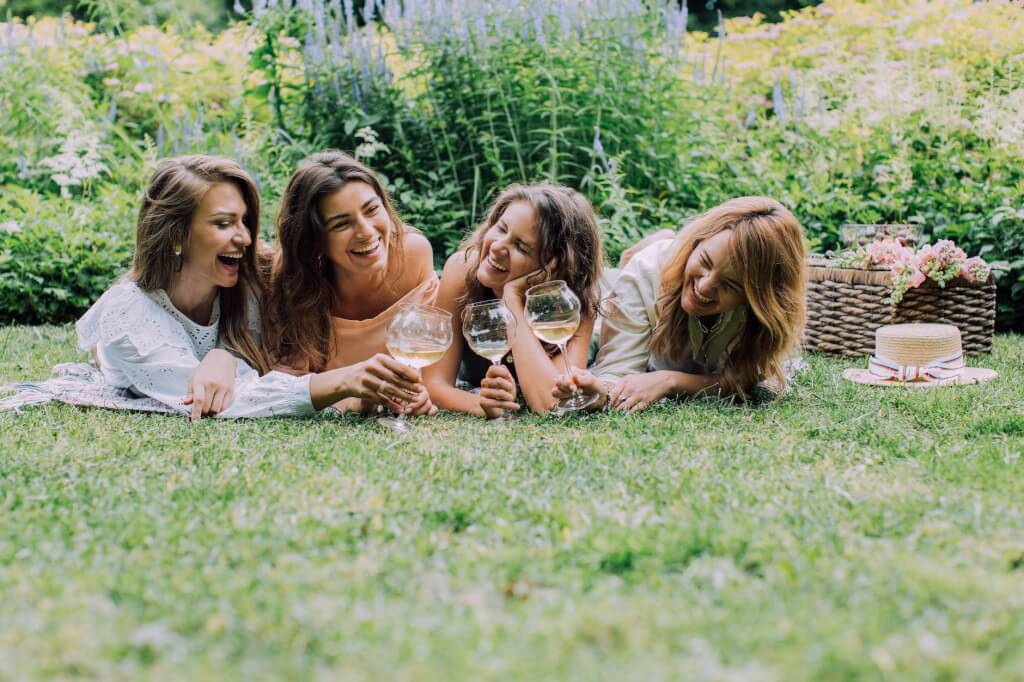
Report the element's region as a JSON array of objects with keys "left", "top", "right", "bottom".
[
  {"left": 265, "top": 151, "right": 407, "bottom": 371},
  {"left": 650, "top": 196, "right": 806, "bottom": 399},
  {"left": 459, "top": 184, "right": 603, "bottom": 319},
  {"left": 130, "top": 154, "right": 269, "bottom": 373}
]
